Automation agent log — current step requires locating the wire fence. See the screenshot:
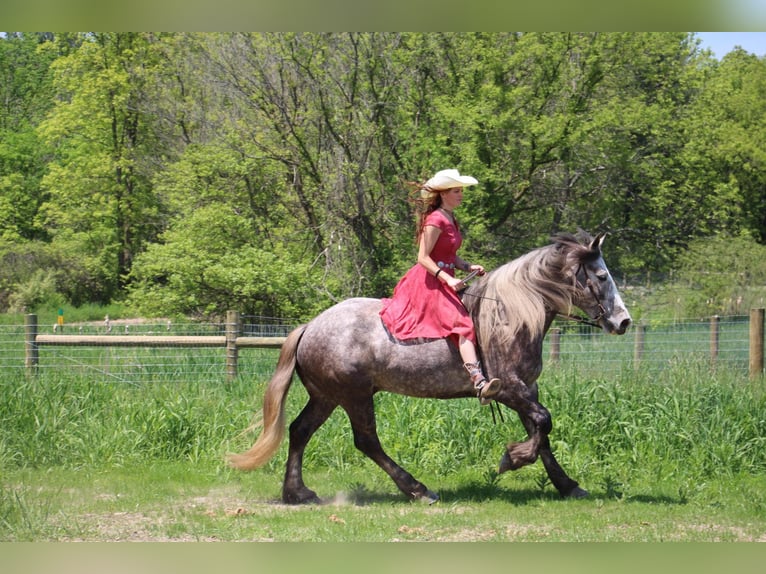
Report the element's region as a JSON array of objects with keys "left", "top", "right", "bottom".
[
  {"left": 546, "top": 315, "right": 753, "bottom": 378},
  {"left": 3, "top": 315, "right": 293, "bottom": 385},
  {"left": 0, "top": 313, "right": 763, "bottom": 384}
]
